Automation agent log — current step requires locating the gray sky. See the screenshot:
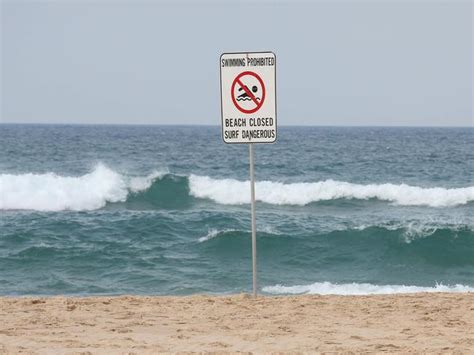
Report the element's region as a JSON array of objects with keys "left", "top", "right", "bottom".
[{"left": 1, "top": 0, "right": 472, "bottom": 126}]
